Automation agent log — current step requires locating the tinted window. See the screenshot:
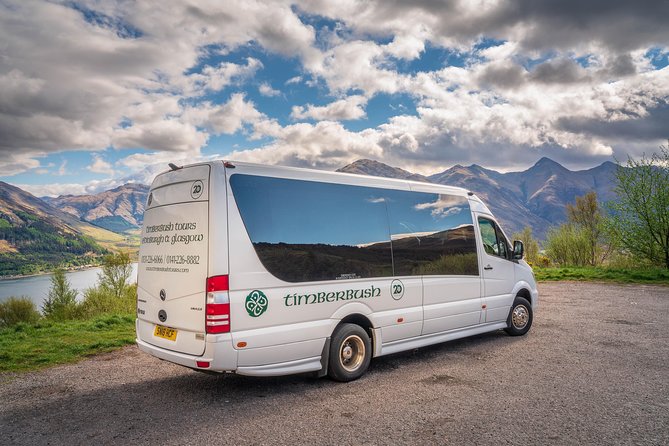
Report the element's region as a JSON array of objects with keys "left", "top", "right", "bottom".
[
  {"left": 230, "top": 174, "right": 393, "bottom": 282},
  {"left": 478, "top": 217, "right": 509, "bottom": 259},
  {"left": 386, "top": 190, "right": 478, "bottom": 276}
]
